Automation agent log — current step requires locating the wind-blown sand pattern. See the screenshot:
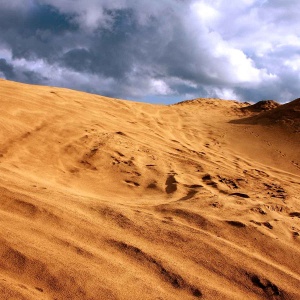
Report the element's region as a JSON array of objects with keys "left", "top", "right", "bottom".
[{"left": 0, "top": 79, "right": 299, "bottom": 299}]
